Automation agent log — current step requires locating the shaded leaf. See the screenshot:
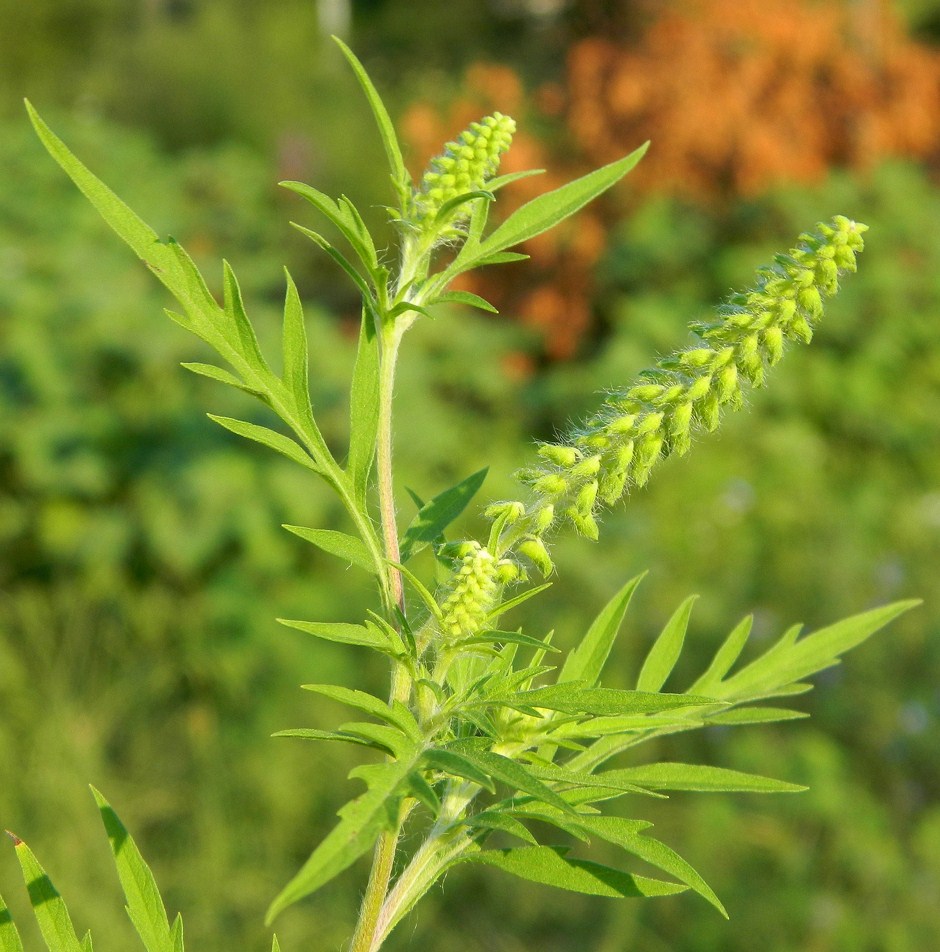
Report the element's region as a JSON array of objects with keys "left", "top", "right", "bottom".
[
  {"left": 11, "top": 836, "right": 84, "bottom": 952},
  {"left": 0, "top": 891, "right": 25, "bottom": 952},
  {"left": 90, "top": 788, "right": 175, "bottom": 952},
  {"left": 422, "top": 749, "right": 496, "bottom": 793}
]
